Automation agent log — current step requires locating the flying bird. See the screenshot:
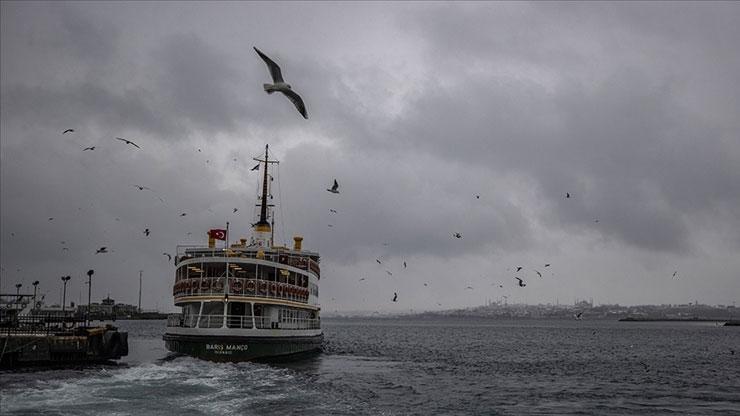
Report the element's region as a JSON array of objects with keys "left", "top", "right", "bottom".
[
  {"left": 48, "top": 217, "right": 54, "bottom": 221},
  {"left": 516, "top": 266, "right": 523, "bottom": 272},
  {"left": 179, "top": 213, "right": 187, "bottom": 217},
  {"left": 392, "top": 292, "right": 398, "bottom": 302},
  {"left": 163, "top": 253, "right": 172, "bottom": 261},
  {"left": 251, "top": 164, "right": 260, "bottom": 171},
  {"left": 566, "top": 192, "right": 571, "bottom": 198},
  {"left": 544, "top": 264, "right": 551, "bottom": 268},
  {"left": 453, "top": 232, "right": 462, "bottom": 239},
  {"left": 83, "top": 146, "right": 95, "bottom": 151},
  {"left": 62, "top": 129, "right": 75, "bottom": 134},
  {"left": 376, "top": 259, "right": 382, "bottom": 265},
  {"left": 132, "top": 185, "right": 152, "bottom": 191},
  {"left": 359, "top": 278, "right": 366, "bottom": 281},
  {"left": 329, "top": 209, "right": 337, "bottom": 213},
  {"left": 465, "top": 286, "right": 474, "bottom": 290},
  {"left": 672, "top": 271, "right": 678, "bottom": 278},
  {"left": 233, "top": 208, "right": 239, "bottom": 213},
  {"left": 144, "top": 228, "right": 150, "bottom": 236},
  {"left": 327, "top": 224, "right": 333, "bottom": 228},
  {"left": 535, "top": 270, "right": 542, "bottom": 278},
  {"left": 575, "top": 311, "right": 583, "bottom": 320},
  {"left": 403, "top": 261, "right": 407, "bottom": 269},
  {"left": 95, "top": 247, "right": 108, "bottom": 254},
  {"left": 475, "top": 194, "right": 480, "bottom": 199},
  {"left": 254, "top": 46, "right": 308, "bottom": 119},
  {"left": 424, "top": 283, "right": 428, "bottom": 287},
  {"left": 115, "top": 137, "right": 141, "bottom": 149},
  {"left": 515, "top": 277, "right": 526, "bottom": 287},
  {"left": 386, "top": 270, "right": 393, "bottom": 276},
  {"left": 327, "top": 179, "right": 340, "bottom": 194}
]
